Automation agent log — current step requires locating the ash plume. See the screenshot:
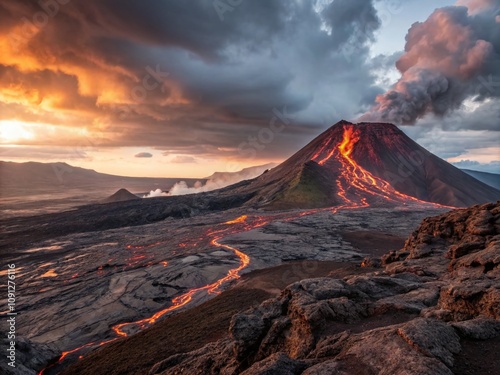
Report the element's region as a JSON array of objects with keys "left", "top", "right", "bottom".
[{"left": 361, "top": 0, "right": 500, "bottom": 124}]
